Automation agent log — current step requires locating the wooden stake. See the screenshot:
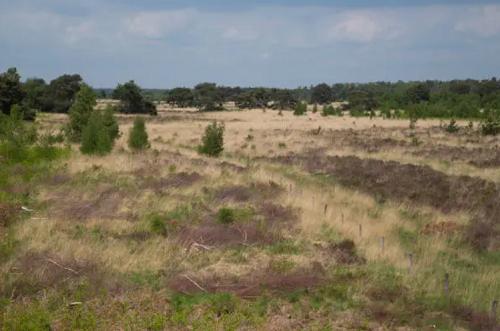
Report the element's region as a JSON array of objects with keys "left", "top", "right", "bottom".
[{"left": 444, "top": 273, "right": 449, "bottom": 296}]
